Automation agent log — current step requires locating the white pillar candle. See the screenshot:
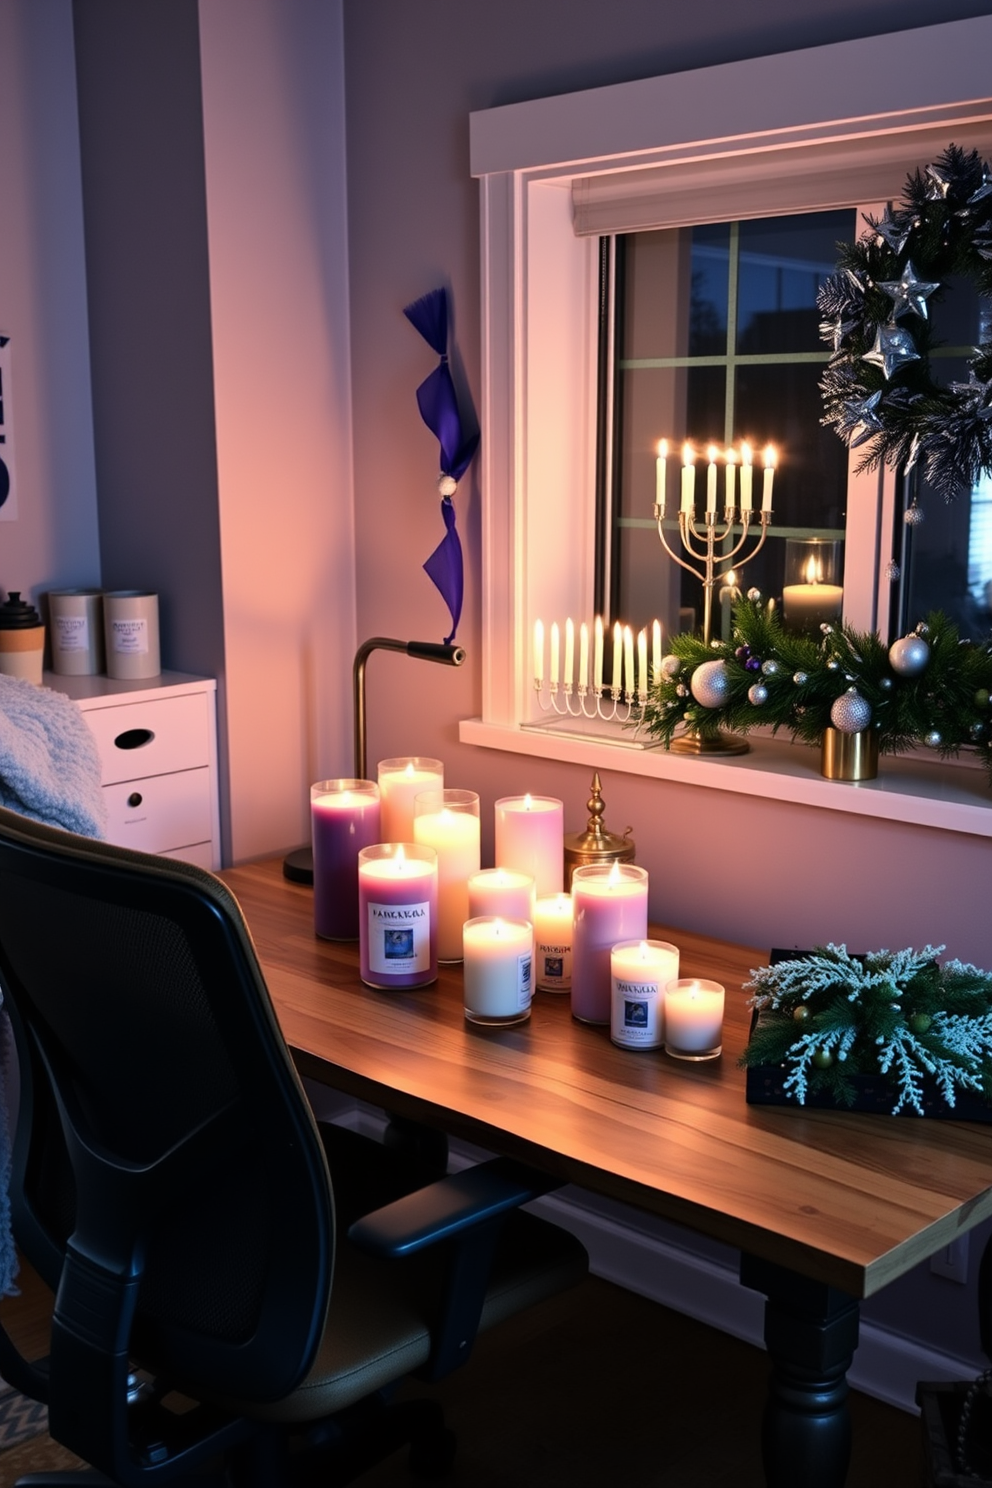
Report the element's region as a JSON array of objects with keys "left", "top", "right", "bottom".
[
  {"left": 550, "top": 621, "right": 560, "bottom": 685},
  {"left": 533, "top": 893, "right": 573, "bottom": 991},
  {"left": 664, "top": 978, "right": 725, "bottom": 1059},
  {"left": 467, "top": 867, "right": 535, "bottom": 922},
  {"left": 623, "top": 625, "right": 635, "bottom": 698},
  {"left": 593, "top": 617, "right": 604, "bottom": 692},
  {"left": 377, "top": 757, "right": 444, "bottom": 844},
  {"left": 463, "top": 917, "right": 534, "bottom": 1026},
  {"left": 413, "top": 789, "right": 481, "bottom": 962},
  {"left": 762, "top": 445, "right": 776, "bottom": 512},
  {"left": 358, "top": 843, "right": 438, "bottom": 990},
  {"left": 637, "top": 628, "right": 648, "bottom": 701},
  {"left": 611, "top": 939, "right": 680, "bottom": 1050},
  {"left": 494, "top": 795, "right": 564, "bottom": 896},
  {"left": 706, "top": 445, "right": 718, "bottom": 514},
  {"left": 740, "top": 443, "right": 753, "bottom": 511},
  {"left": 655, "top": 438, "right": 668, "bottom": 515},
  {"left": 564, "top": 617, "right": 575, "bottom": 689},
  {"left": 652, "top": 619, "right": 662, "bottom": 679},
  {"left": 611, "top": 621, "right": 622, "bottom": 693},
  {"left": 725, "top": 447, "right": 737, "bottom": 511},
  {"left": 681, "top": 443, "right": 695, "bottom": 513},
  {"left": 578, "top": 622, "right": 589, "bottom": 689},
  {"left": 533, "top": 619, "right": 544, "bottom": 684},
  {"left": 570, "top": 862, "right": 649, "bottom": 1025}
]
